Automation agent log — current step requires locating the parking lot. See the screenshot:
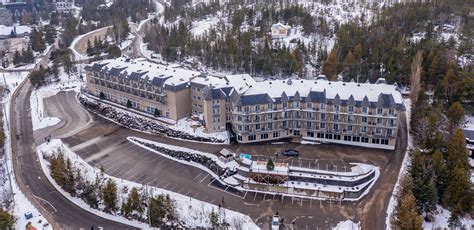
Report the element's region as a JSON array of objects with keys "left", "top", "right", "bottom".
[{"left": 37, "top": 91, "right": 408, "bottom": 229}]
